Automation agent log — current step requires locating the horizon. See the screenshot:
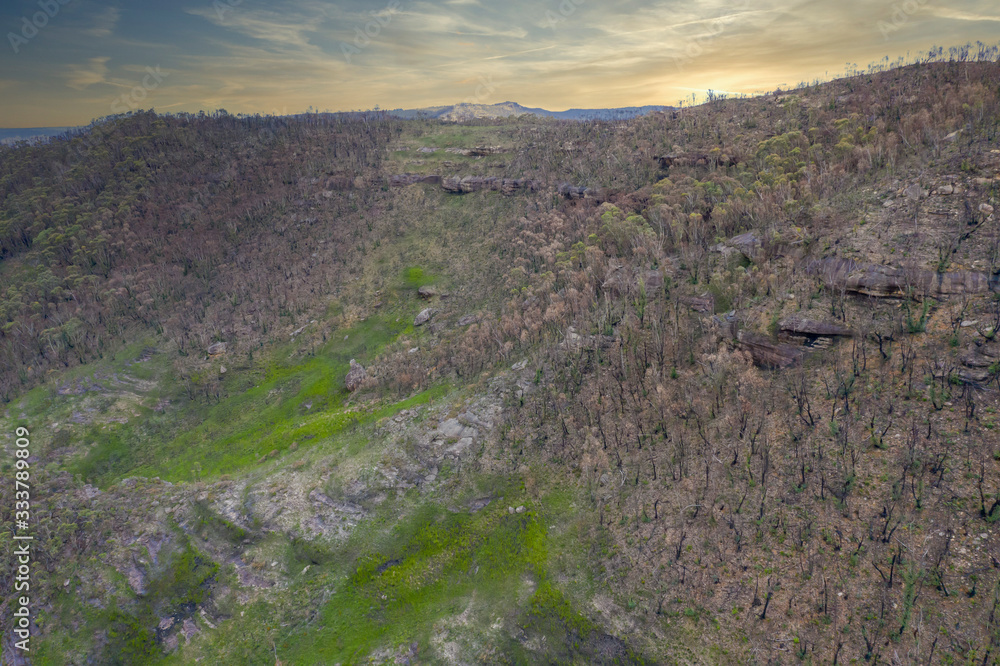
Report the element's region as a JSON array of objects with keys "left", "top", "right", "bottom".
[
  {"left": 2, "top": 0, "right": 999, "bottom": 127},
  {"left": 0, "top": 54, "right": 986, "bottom": 132}
]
